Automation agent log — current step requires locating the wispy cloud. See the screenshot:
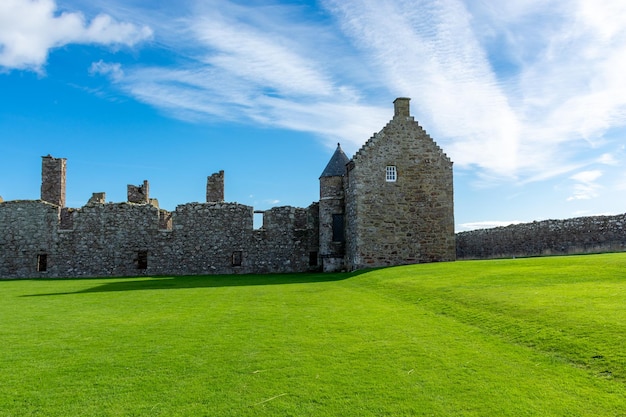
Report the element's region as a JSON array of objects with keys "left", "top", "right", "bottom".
[
  {"left": 16, "top": 0, "right": 626, "bottom": 189},
  {"left": 322, "top": 0, "right": 626, "bottom": 182},
  {"left": 567, "top": 170, "right": 603, "bottom": 201},
  {"left": 323, "top": 0, "right": 522, "bottom": 176},
  {"left": 457, "top": 220, "right": 523, "bottom": 232},
  {"left": 0, "top": 0, "right": 152, "bottom": 72},
  {"left": 91, "top": 0, "right": 389, "bottom": 149},
  {"left": 89, "top": 60, "right": 123, "bottom": 80}
]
